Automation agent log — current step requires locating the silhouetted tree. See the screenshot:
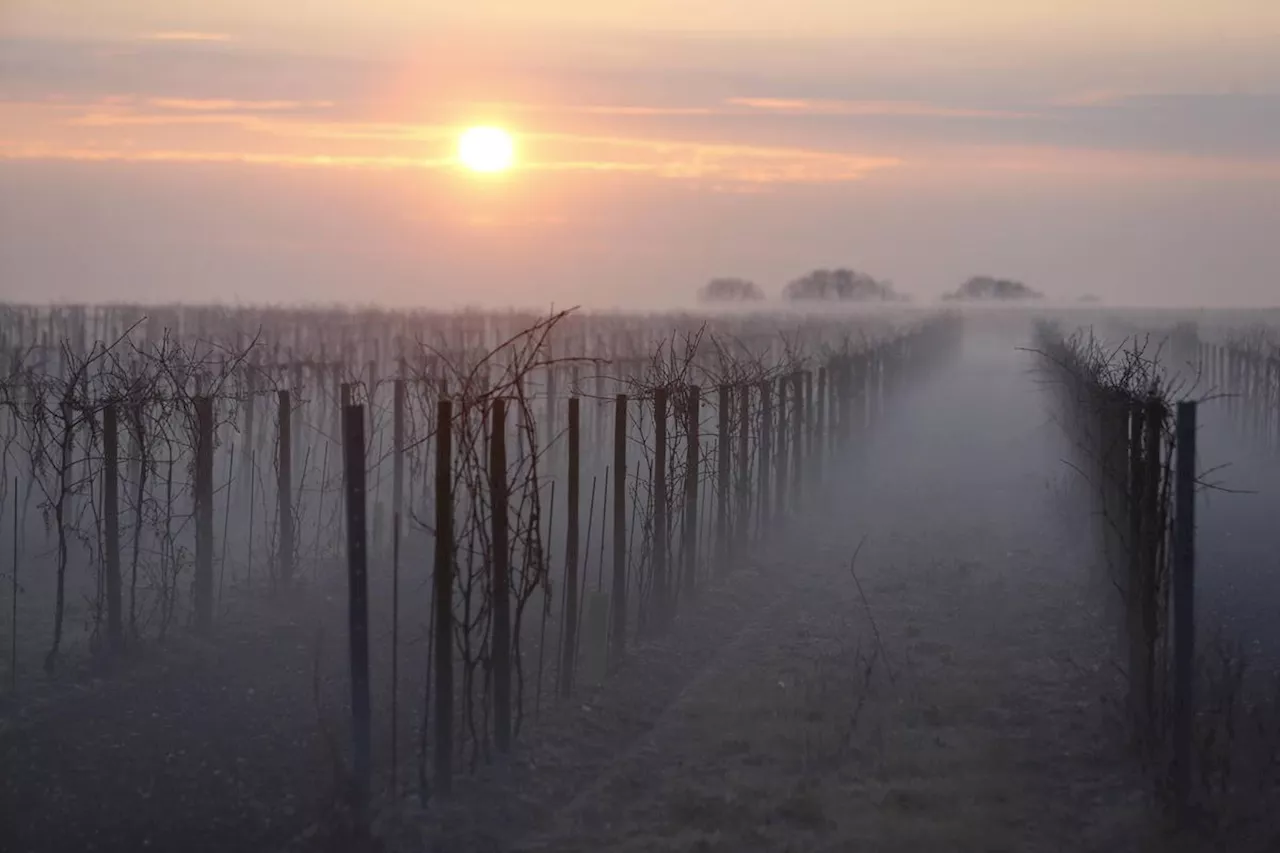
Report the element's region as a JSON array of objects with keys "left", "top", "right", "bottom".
[
  {"left": 943, "top": 276, "right": 1042, "bottom": 301},
  {"left": 697, "top": 278, "right": 765, "bottom": 302},
  {"left": 782, "top": 268, "right": 905, "bottom": 302}
]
